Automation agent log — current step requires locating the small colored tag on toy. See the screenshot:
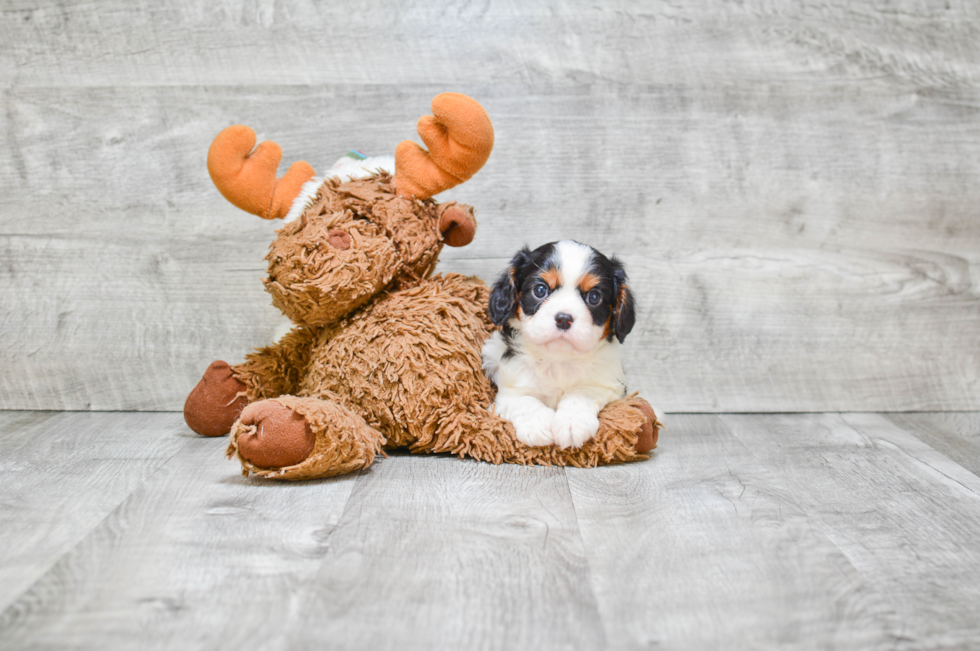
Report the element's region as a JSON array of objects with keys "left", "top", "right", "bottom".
[{"left": 329, "top": 150, "right": 370, "bottom": 175}]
